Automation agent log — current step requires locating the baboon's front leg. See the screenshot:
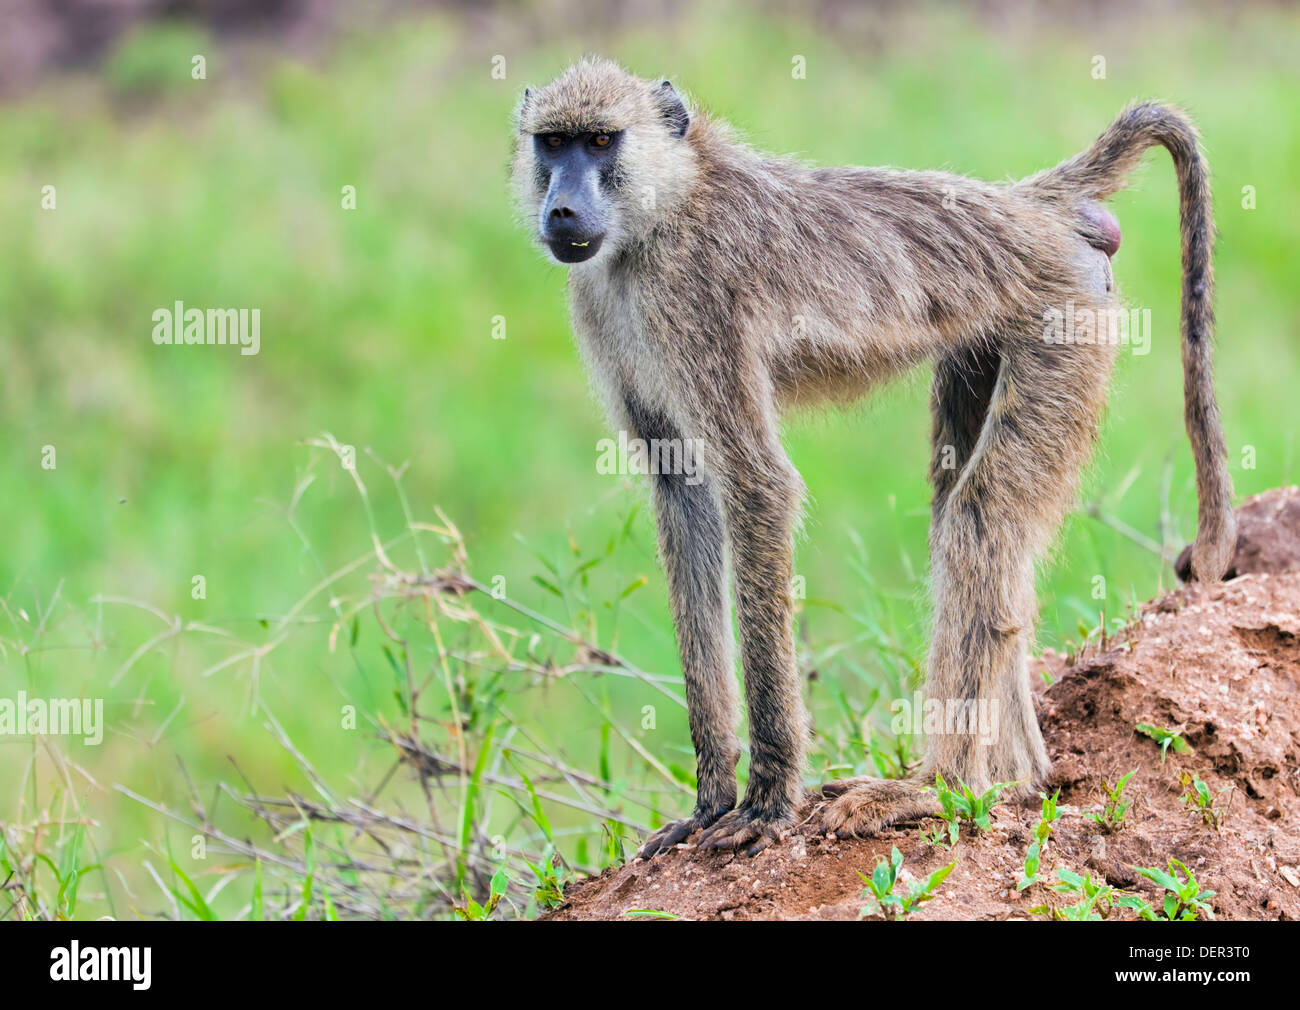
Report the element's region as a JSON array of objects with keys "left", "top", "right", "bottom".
[
  {"left": 637, "top": 468, "right": 742, "bottom": 856},
  {"left": 696, "top": 425, "right": 810, "bottom": 856},
  {"left": 627, "top": 400, "right": 741, "bottom": 859}
]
